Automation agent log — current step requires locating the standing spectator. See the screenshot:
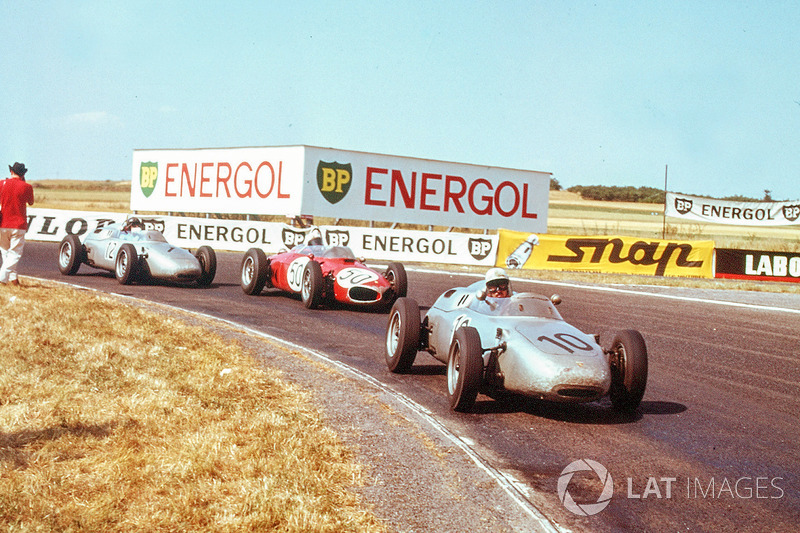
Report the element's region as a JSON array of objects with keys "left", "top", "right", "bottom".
[{"left": 0, "top": 162, "right": 35, "bottom": 286}]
